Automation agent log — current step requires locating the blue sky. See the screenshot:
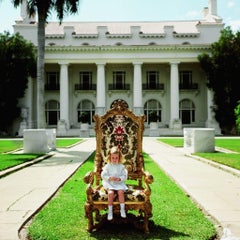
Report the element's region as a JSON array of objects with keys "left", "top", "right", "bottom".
[{"left": 0, "top": 0, "right": 240, "bottom": 33}]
